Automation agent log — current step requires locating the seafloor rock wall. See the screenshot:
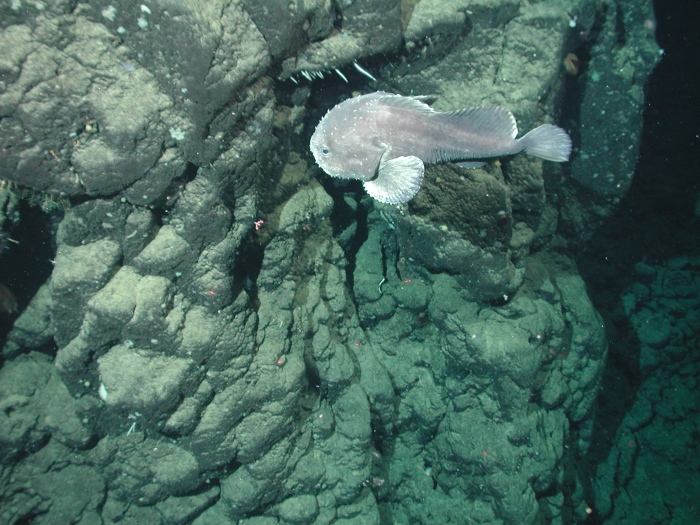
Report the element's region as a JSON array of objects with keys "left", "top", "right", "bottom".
[
  {"left": 591, "top": 256, "right": 700, "bottom": 524},
  {"left": 0, "top": 0, "right": 657, "bottom": 524}
]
